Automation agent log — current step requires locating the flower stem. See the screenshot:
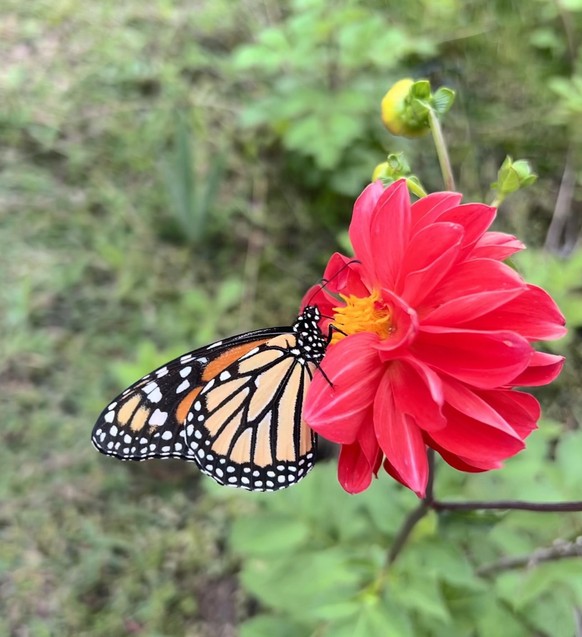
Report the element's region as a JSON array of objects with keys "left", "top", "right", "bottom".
[
  {"left": 386, "top": 500, "right": 430, "bottom": 565},
  {"left": 428, "top": 108, "right": 456, "bottom": 191},
  {"left": 386, "top": 451, "right": 435, "bottom": 566}
]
